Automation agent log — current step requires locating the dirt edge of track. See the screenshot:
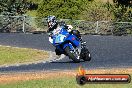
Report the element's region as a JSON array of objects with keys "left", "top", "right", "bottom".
[{"left": 0, "top": 67, "right": 132, "bottom": 84}]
